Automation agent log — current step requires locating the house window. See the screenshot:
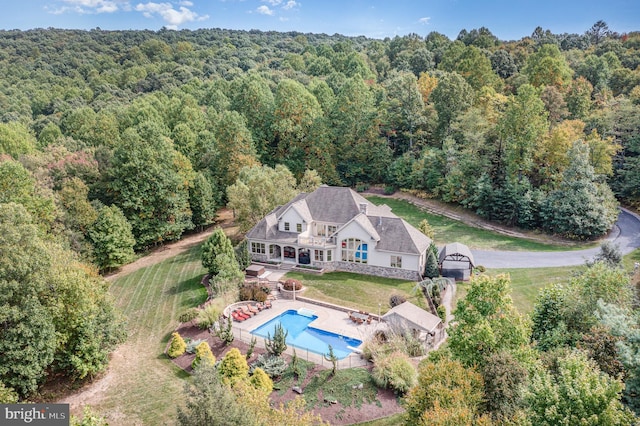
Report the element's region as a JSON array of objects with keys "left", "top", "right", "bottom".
[
  {"left": 314, "top": 250, "right": 324, "bottom": 261},
  {"left": 284, "top": 222, "right": 290, "bottom": 231},
  {"left": 391, "top": 255, "right": 402, "bottom": 268},
  {"left": 327, "top": 225, "right": 337, "bottom": 235},
  {"left": 251, "top": 242, "right": 265, "bottom": 254},
  {"left": 296, "top": 223, "right": 302, "bottom": 233},
  {"left": 341, "top": 238, "right": 368, "bottom": 264},
  {"left": 327, "top": 250, "right": 332, "bottom": 261}
]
